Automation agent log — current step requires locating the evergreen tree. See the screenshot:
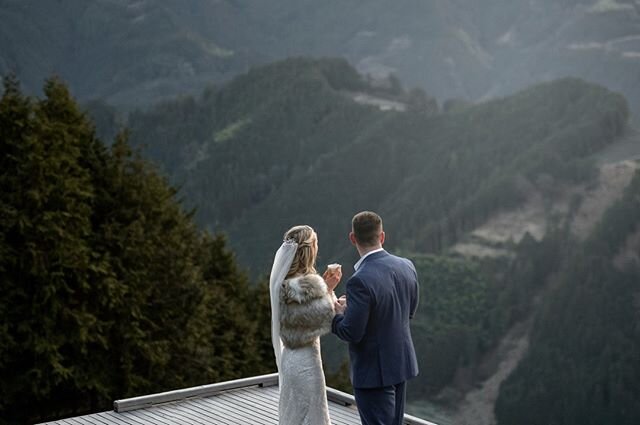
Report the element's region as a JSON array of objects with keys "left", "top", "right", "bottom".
[
  {"left": 0, "top": 77, "right": 273, "bottom": 424},
  {"left": 1, "top": 76, "right": 97, "bottom": 421}
]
